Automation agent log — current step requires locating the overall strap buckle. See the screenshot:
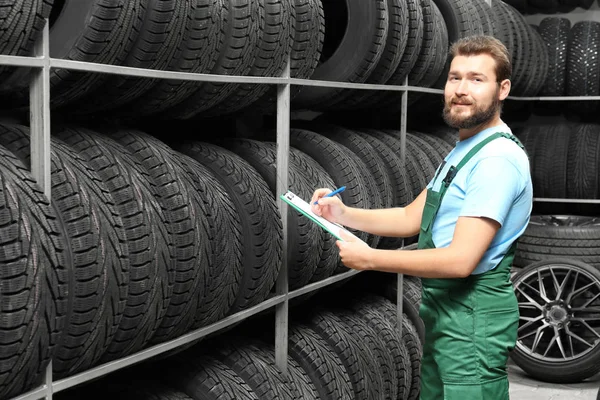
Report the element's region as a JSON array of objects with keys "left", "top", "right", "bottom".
[{"left": 442, "top": 165, "right": 457, "bottom": 186}]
